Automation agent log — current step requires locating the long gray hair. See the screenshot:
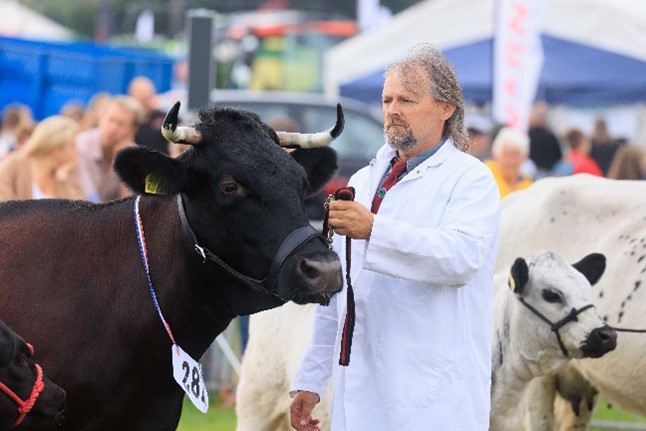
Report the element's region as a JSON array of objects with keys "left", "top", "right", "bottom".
[{"left": 384, "top": 43, "right": 469, "bottom": 152}]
